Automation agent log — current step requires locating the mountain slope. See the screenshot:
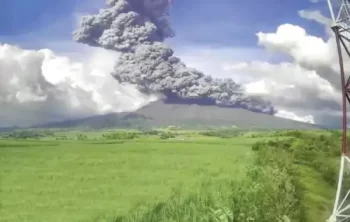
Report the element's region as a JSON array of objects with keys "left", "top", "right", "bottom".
[
  {"left": 34, "top": 100, "right": 323, "bottom": 130},
  {"left": 133, "top": 100, "right": 320, "bottom": 129}
]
